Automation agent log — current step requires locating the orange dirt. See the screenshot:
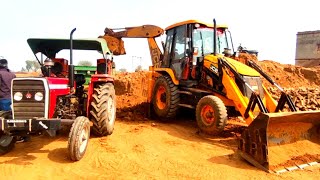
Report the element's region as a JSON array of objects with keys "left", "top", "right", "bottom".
[
  {"left": 258, "top": 60, "right": 320, "bottom": 88},
  {"left": 2, "top": 61, "right": 320, "bottom": 178}
]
